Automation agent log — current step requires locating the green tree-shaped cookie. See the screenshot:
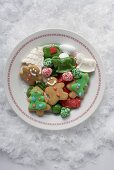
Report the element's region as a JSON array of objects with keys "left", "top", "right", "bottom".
[
  {"left": 71, "top": 73, "right": 90, "bottom": 97},
  {"left": 29, "top": 91, "right": 46, "bottom": 111}
]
